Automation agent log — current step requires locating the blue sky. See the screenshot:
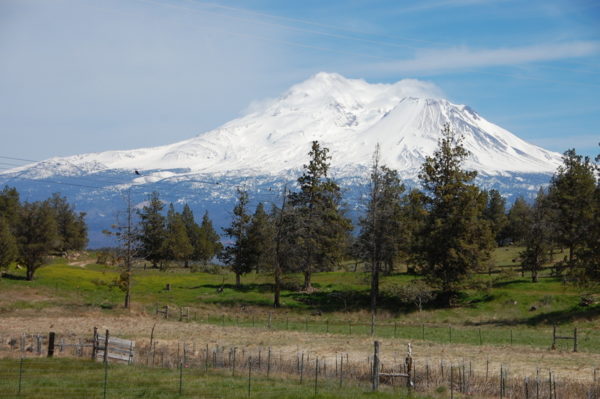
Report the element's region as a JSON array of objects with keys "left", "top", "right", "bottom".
[{"left": 1, "top": 0, "right": 598, "bottom": 167}]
